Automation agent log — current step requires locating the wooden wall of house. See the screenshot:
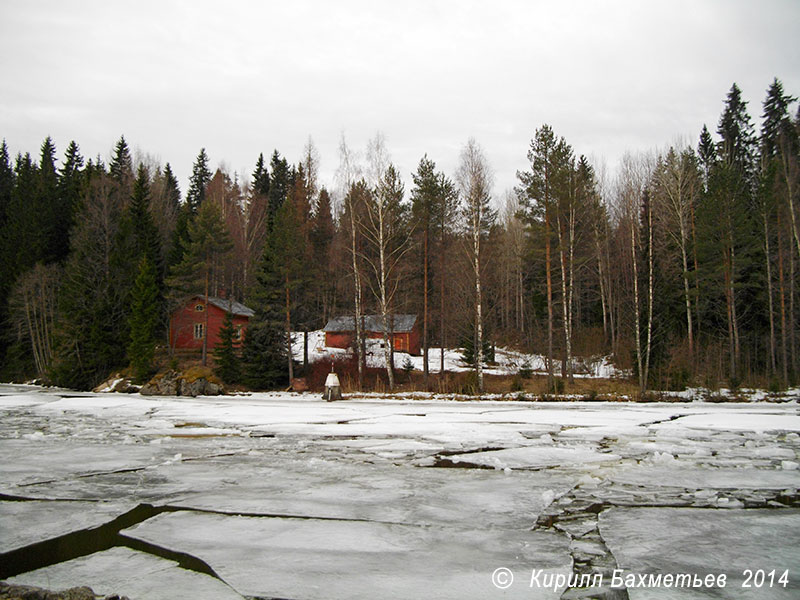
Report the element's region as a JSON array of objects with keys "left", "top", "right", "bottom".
[{"left": 170, "top": 299, "right": 248, "bottom": 351}]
